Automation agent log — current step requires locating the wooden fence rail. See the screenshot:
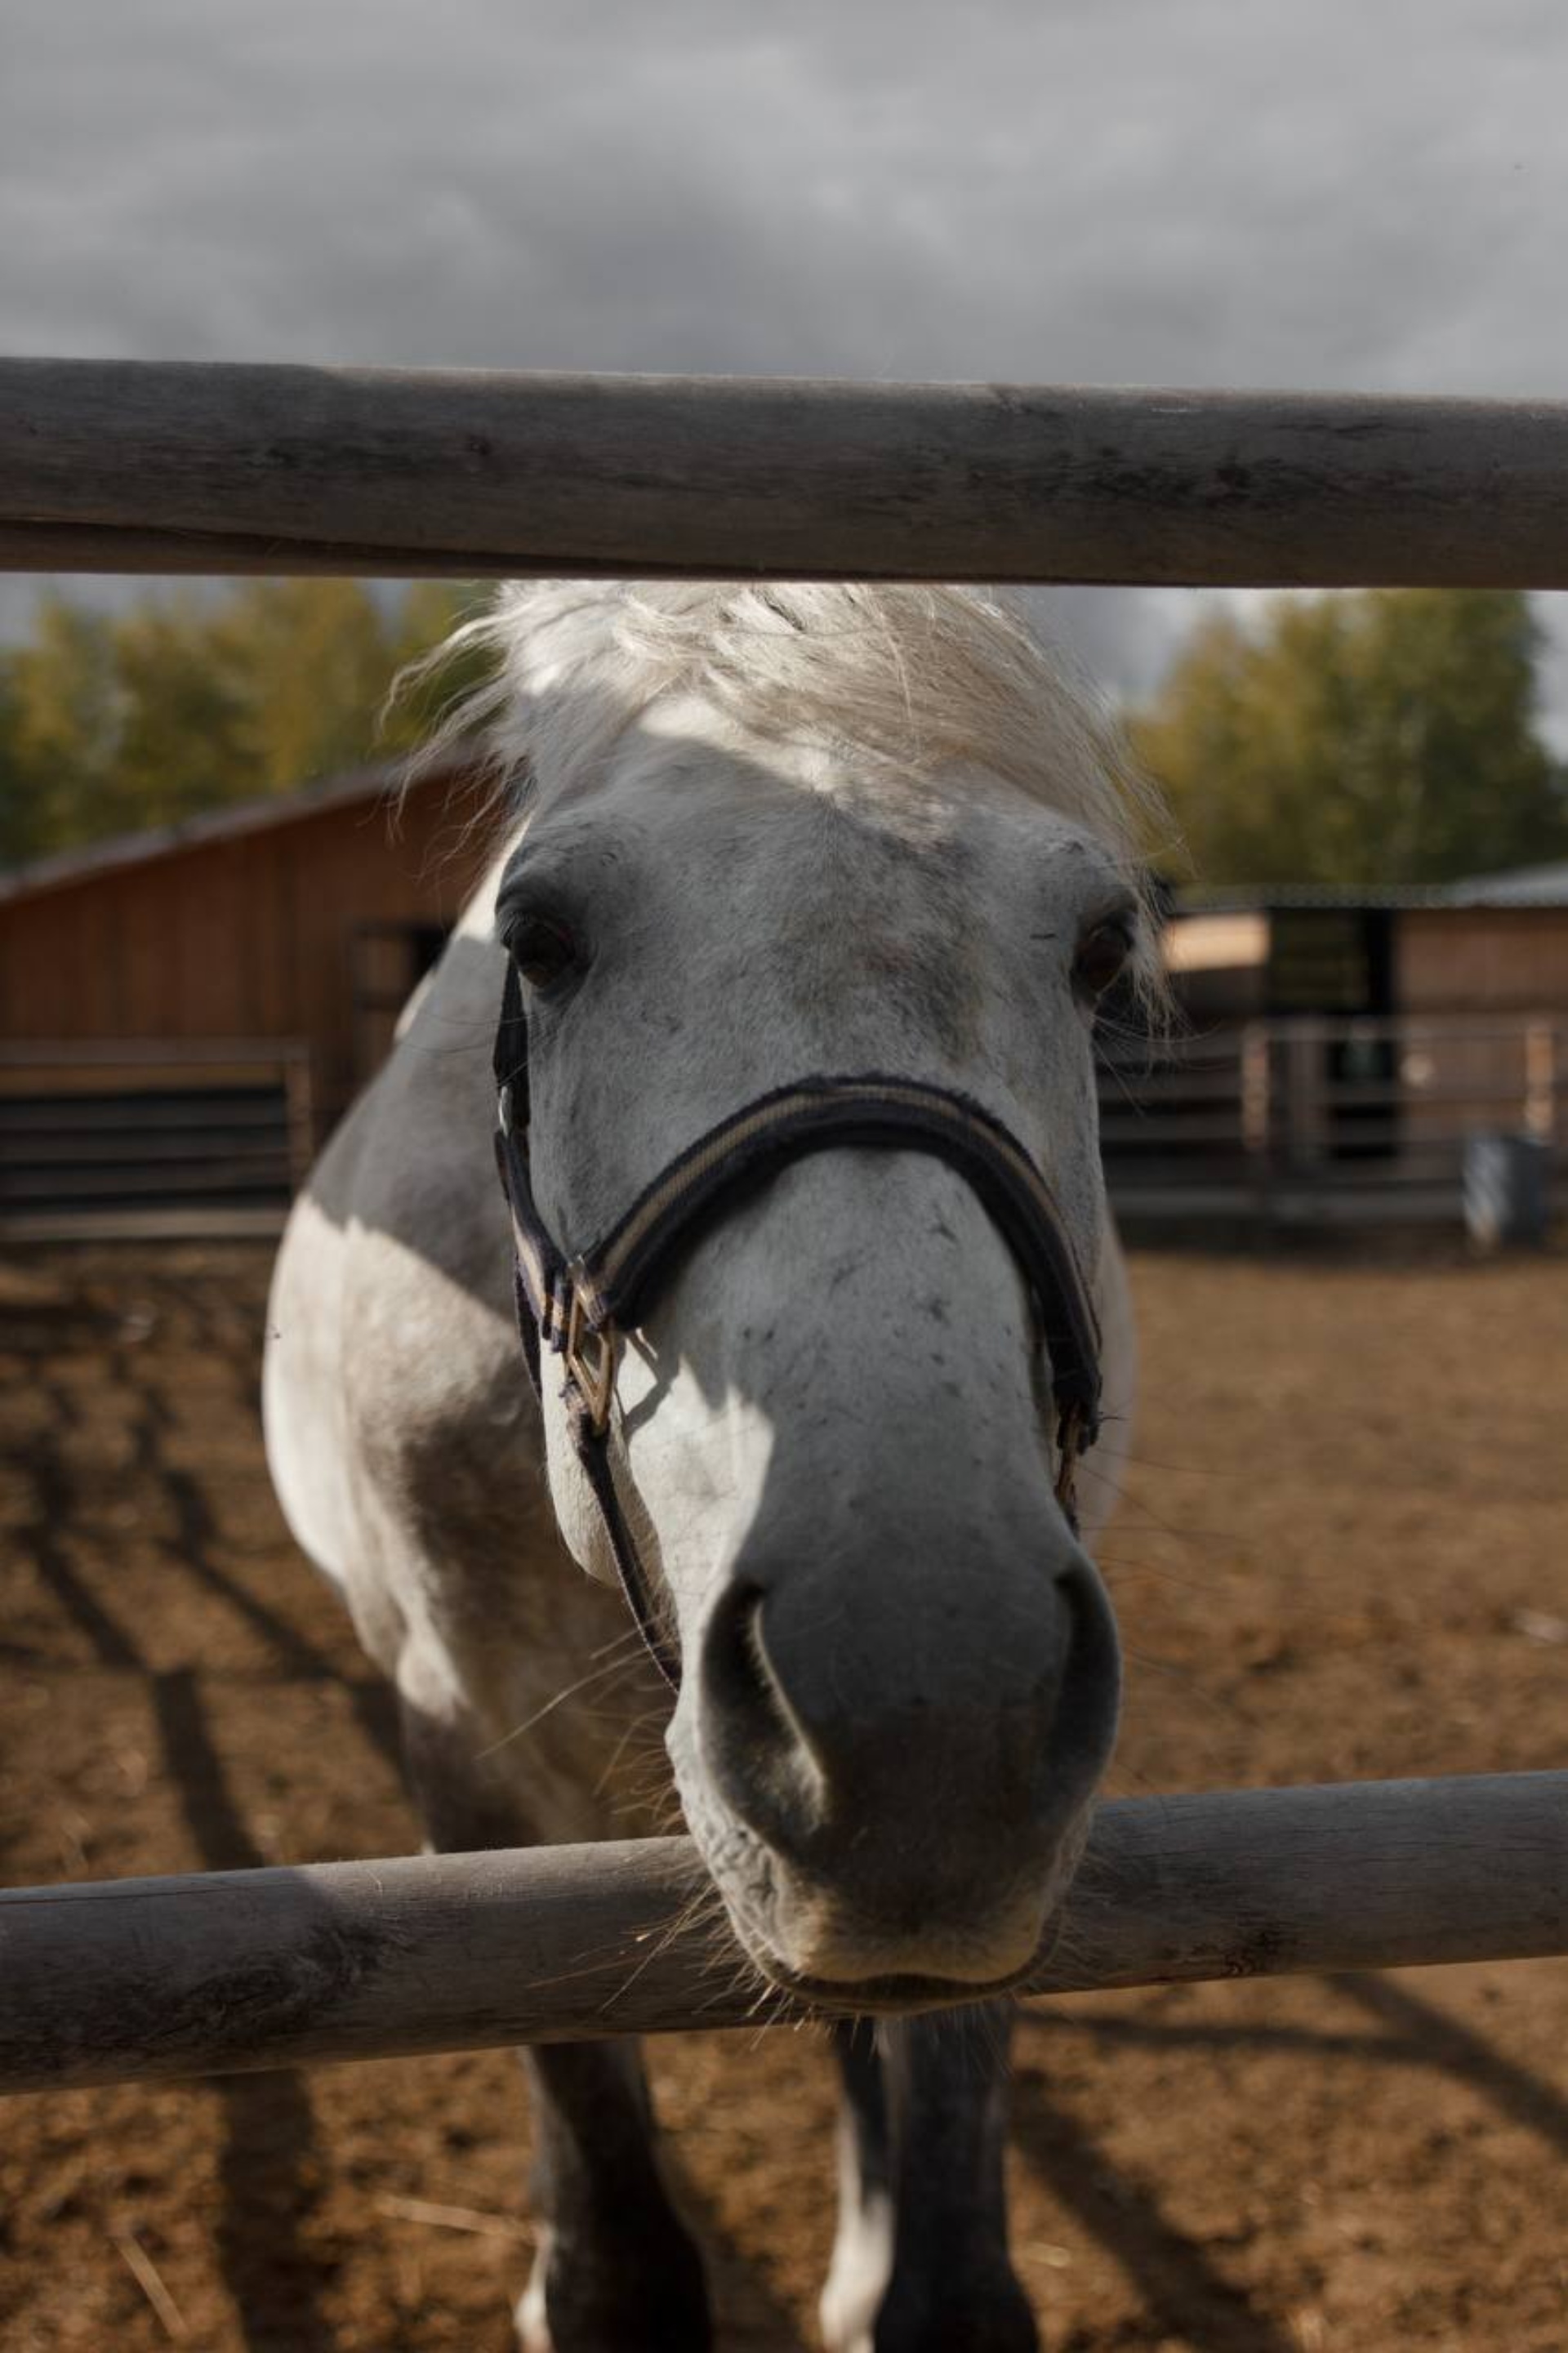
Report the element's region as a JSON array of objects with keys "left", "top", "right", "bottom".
[
  {"left": 8, "top": 360, "right": 1568, "bottom": 585},
  {"left": 3, "top": 1772, "right": 1565, "bottom": 2096},
  {"left": 1098, "top": 1010, "right": 1565, "bottom": 1227},
  {"left": 0, "top": 1039, "right": 313, "bottom": 1240}
]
